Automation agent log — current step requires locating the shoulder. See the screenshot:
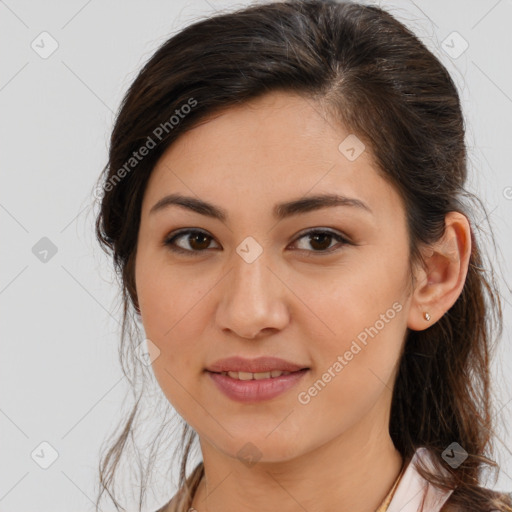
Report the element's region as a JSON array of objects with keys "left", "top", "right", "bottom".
[
  {"left": 440, "top": 488, "right": 512, "bottom": 512},
  {"left": 389, "top": 448, "right": 512, "bottom": 512}
]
